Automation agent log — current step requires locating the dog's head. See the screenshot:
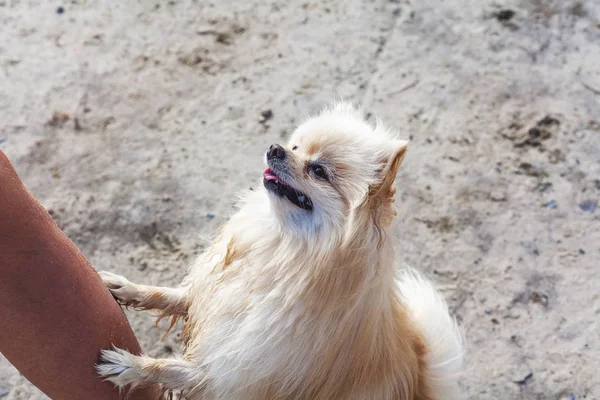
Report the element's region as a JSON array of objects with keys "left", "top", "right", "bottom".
[{"left": 263, "top": 103, "right": 407, "bottom": 236}]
